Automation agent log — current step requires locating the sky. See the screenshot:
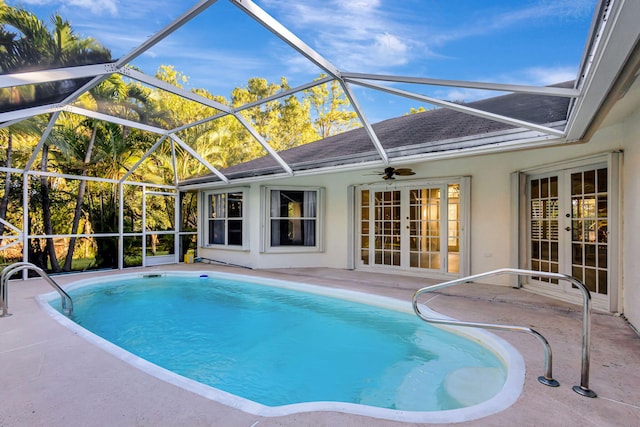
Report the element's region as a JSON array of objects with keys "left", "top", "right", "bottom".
[{"left": 6, "top": 0, "right": 597, "bottom": 122}]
